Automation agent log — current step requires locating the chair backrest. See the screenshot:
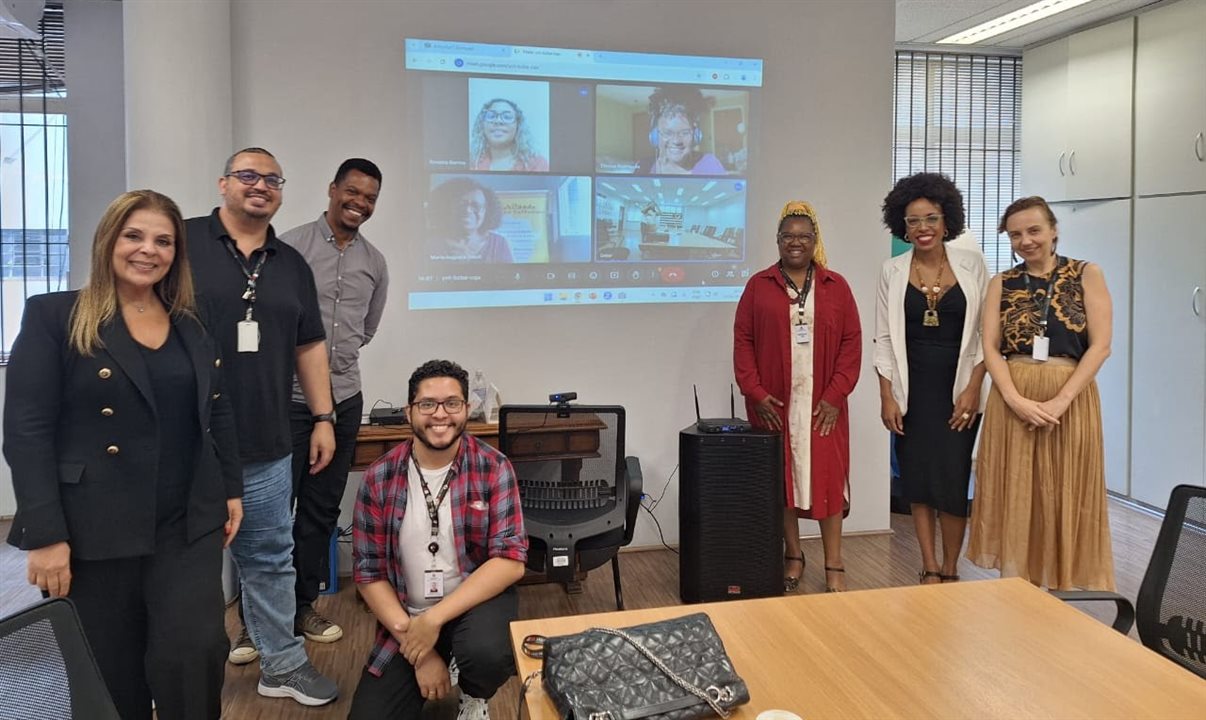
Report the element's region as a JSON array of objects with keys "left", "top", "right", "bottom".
[
  {"left": 0, "top": 597, "right": 121, "bottom": 719},
  {"left": 1135, "top": 484, "right": 1206, "bottom": 679},
  {"left": 498, "top": 405, "right": 629, "bottom": 580}
]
